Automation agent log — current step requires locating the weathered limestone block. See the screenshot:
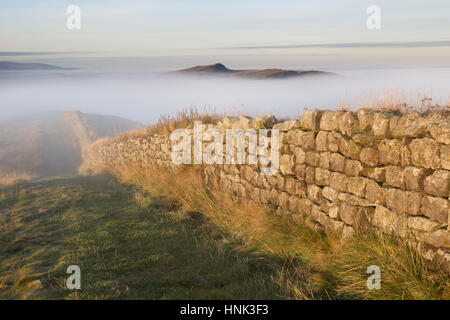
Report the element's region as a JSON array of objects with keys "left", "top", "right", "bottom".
[
  {"left": 305, "top": 216, "right": 324, "bottom": 233},
  {"left": 341, "top": 225, "right": 356, "bottom": 240},
  {"left": 266, "top": 175, "right": 278, "bottom": 188},
  {"left": 373, "top": 206, "right": 408, "bottom": 237},
  {"left": 249, "top": 115, "right": 276, "bottom": 129},
  {"left": 409, "top": 138, "right": 441, "bottom": 169},
  {"left": 322, "top": 186, "right": 339, "bottom": 202},
  {"left": 379, "top": 139, "right": 401, "bottom": 165},
  {"left": 372, "top": 113, "right": 390, "bottom": 137},
  {"left": 328, "top": 204, "right": 340, "bottom": 219},
  {"left": 320, "top": 111, "right": 341, "bottom": 131},
  {"left": 273, "top": 120, "right": 299, "bottom": 131},
  {"left": 338, "top": 192, "right": 373, "bottom": 207},
  {"left": 223, "top": 116, "right": 240, "bottom": 129},
  {"left": 360, "top": 148, "right": 379, "bottom": 166},
  {"left": 329, "top": 153, "right": 346, "bottom": 173},
  {"left": 385, "top": 188, "right": 421, "bottom": 216},
  {"left": 330, "top": 172, "right": 348, "bottom": 192},
  {"left": 328, "top": 131, "right": 341, "bottom": 152},
  {"left": 238, "top": 115, "right": 251, "bottom": 129},
  {"left": 288, "top": 195, "right": 298, "bottom": 212},
  {"left": 294, "top": 147, "right": 306, "bottom": 164},
  {"left": 295, "top": 180, "right": 307, "bottom": 196},
  {"left": 390, "top": 111, "right": 429, "bottom": 138},
  {"left": 339, "top": 203, "right": 371, "bottom": 231},
  {"left": 325, "top": 218, "right": 345, "bottom": 238},
  {"left": 319, "top": 152, "right": 331, "bottom": 169},
  {"left": 352, "top": 132, "right": 379, "bottom": 146},
  {"left": 305, "top": 166, "right": 315, "bottom": 184},
  {"left": 304, "top": 151, "right": 319, "bottom": 167},
  {"left": 320, "top": 198, "right": 334, "bottom": 215},
  {"left": 385, "top": 166, "right": 404, "bottom": 188},
  {"left": 297, "top": 198, "right": 313, "bottom": 215},
  {"left": 280, "top": 154, "right": 295, "bottom": 175},
  {"left": 403, "top": 166, "right": 426, "bottom": 191},
  {"left": 224, "top": 164, "right": 240, "bottom": 175},
  {"left": 414, "top": 229, "right": 450, "bottom": 248},
  {"left": 310, "top": 205, "right": 325, "bottom": 223},
  {"left": 345, "top": 159, "right": 363, "bottom": 177},
  {"left": 357, "top": 108, "right": 376, "bottom": 132},
  {"left": 400, "top": 142, "right": 413, "bottom": 166},
  {"left": 429, "top": 120, "right": 450, "bottom": 145},
  {"left": 408, "top": 216, "right": 442, "bottom": 232},
  {"left": 316, "top": 131, "right": 329, "bottom": 152},
  {"left": 361, "top": 167, "right": 386, "bottom": 183},
  {"left": 315, "top": 167, "right": 331, "bottom": 186},
  {"left": 400, "top": 140, "right": 413, "bottom": 166},
  {"left": 339, "top": 136, "right": 361, "bottom": 160},
  {"left": 421, "top": 195, "right": 449, "bottom": 224},
  {"left": 338, "top": 112, "right": 359, "bottom": 136},
  {"left": 276, "top": 175, "right": 285, "bottom": 191},
  {"left": 365, "top": 179, "right": 386, "bottom": 205},
  {"left": 441, "top": 145, "right": 450, "bottom": 170},
  {"left": 292, "top": 131, "right": 316, "bottom": 150},
  {"left": 285, "top": 177, "right": 297, "bottom": 194},
  {"left": 347, "top": 177, "right": 369, "bottom": 197},
  {"left": 423, "top": 170, "right": 449, "bottom": 198},
  {"left": 300, "top": 110, "right": 323, "bottom": 131},
  {"left": 307, "top": 184, "right": 322, "bottom": 203},
  {"left": 295, "top": 164, "right": 306, "bottom": 180},
  {"left": 280, "top": 143, "right": 290, "bottom": 154}
]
